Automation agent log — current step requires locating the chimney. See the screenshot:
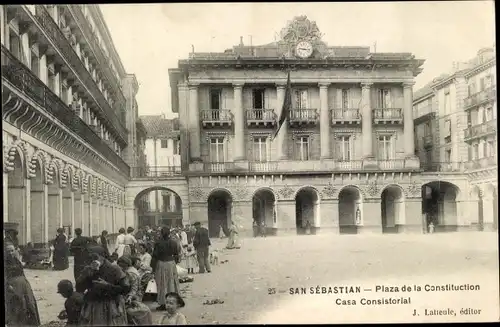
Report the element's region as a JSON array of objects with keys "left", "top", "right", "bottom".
[{"left": 239, "top": 36, "right": 244, "bottom": 46}]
